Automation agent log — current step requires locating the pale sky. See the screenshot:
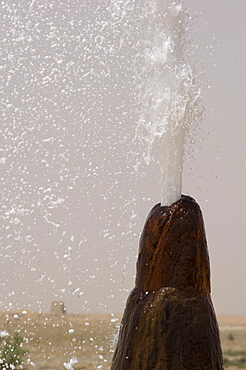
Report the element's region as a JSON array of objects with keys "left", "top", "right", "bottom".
[
  {"left": 183, "top": 0, "right": 246, "bottom": 314},
  {"left": 1, "top": 0, "right": 246, "bottom": 315}
]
